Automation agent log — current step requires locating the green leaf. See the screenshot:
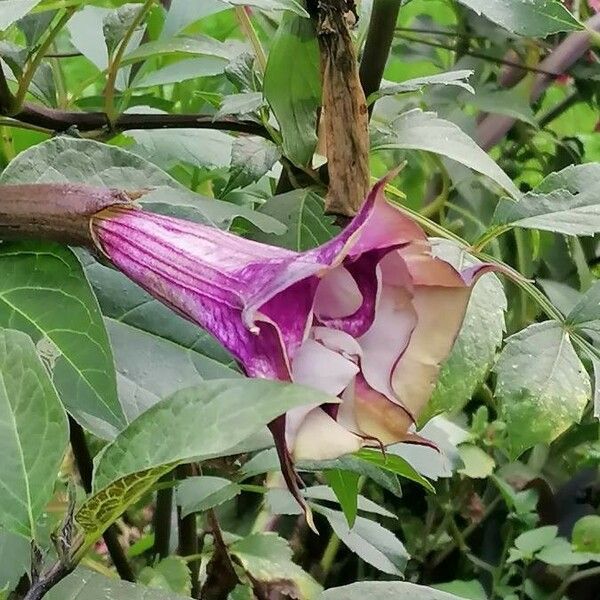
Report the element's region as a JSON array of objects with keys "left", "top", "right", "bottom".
[
  {"left": 46, "top": 568, "right": 194, "bottom": 600},
  {"left": 225, "top": 135, "right": 281, "bottom": 193},
  {"left": 466, "top": 87, "right": 537, "bottom": 126},
  {"left": 321, "top": 581, "right": 466, "bottom": 599},
  {"left": 432, "top": 580, "right": 487, "bottom": 600},
  {"left": 139, "top": 557, "right": 192, "bottom": 596},
  {"left": 373, "top": 109, "right": 520, "bottom": 198},
  {"left": 422, "top": 240, "right": 506, "bottom": 422},
  {"left": 133, "top": 56, "right": 228, "bottom": 87},
  {"left": 572, "top": 516, "right": 600, "bottom": 553},
  {"left": 0, "top": 1, "right": 42, "bottom": 31},
  {"left": 126, "top": 128, "right": 234, "bottom": 170},
  {"left": 1, "top": 136, "right": 283, "bottom": 232},
  {"left": 229, "top": 533, "right": 321, "bottom": 597},
  {"left": 240, "top": 449, "right": 403, "bottom": 497},
  {"left": 356, "top": 449, "right": 435, "bottom": 493},
  {"left": 457, "top": 445, "right": 495, "bottom": 479},
  {"left": 251, "top": 189, "right": 338, "bottom": 251},
  {"left": 0, "top": 329, "right": 68, "bottom": 538},
  {"left": 324, "top": 470, "right": 359, "bottom": 528},
  {"left": 0, "top": 529, "right": 29, "bottom": 591},
  {"left": 216, "top": 92, "right": 264, "bottom": 118},
  {"left": 93, "top": 379, "right": 333, "bottom": 491},
  {"left": 494, "top": 321, "right": 591, "bottom": 458},
  {"left": 369, "top": 70, "right": 474, "bottom": 103},
  {"left": 106, "top": 318, "right": 238, "bottom": 423},
  {"left": 536, "top": 538, "right": 594, "bottom": 566},
  {"left": 176, "top": 476, "right": 241, "bottom": 517},
  {"left": 305, "top": 486, "right": 396, "bottom": 518},
  {"left": 493, "top": 164, "right": 600, "bottom": 236},
  {"left": 0, "top": 243, "right": 125, "bottom": 438},
  {"left": 264, "top": 12, "right": 321, "bottom": 166},
  {"left": 315, "top": 506, "right": 409, "bottom": 576},
  {"left": 455, "top": 0, "right": 581, "bottom": 37},
  {"left": 161, "top": 0, "right": 228, "bottom": 39},
  {"left": 228, "top": 585, "right": 255, "bottom": 600},
  {"left": 122, "top": 34, "right": 231, "bottom": 65},
  {"left": 514, "top": 526, "right": 558, "bottom": 555}
]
